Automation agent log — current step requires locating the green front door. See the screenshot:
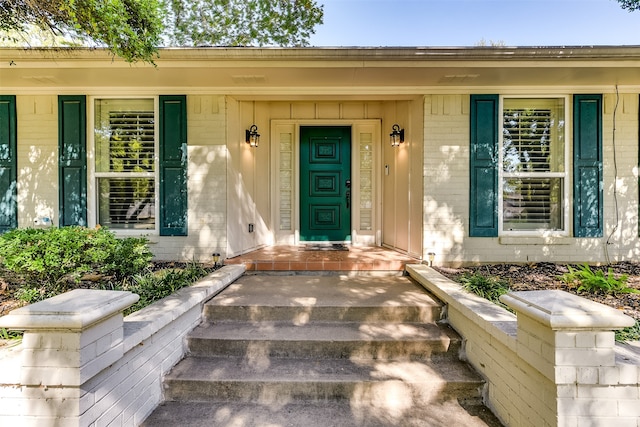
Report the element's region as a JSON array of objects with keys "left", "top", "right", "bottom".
[{"left": 300, "top": 126, "right": 351, "bottom": 241}]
